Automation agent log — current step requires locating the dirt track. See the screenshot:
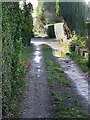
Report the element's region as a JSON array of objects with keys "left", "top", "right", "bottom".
[
  {"left": 19, "top": 38, "right": 89, "bottom": 118},
  {"left": 19, "top": 44, "right": 55, "bottom": 118}
]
